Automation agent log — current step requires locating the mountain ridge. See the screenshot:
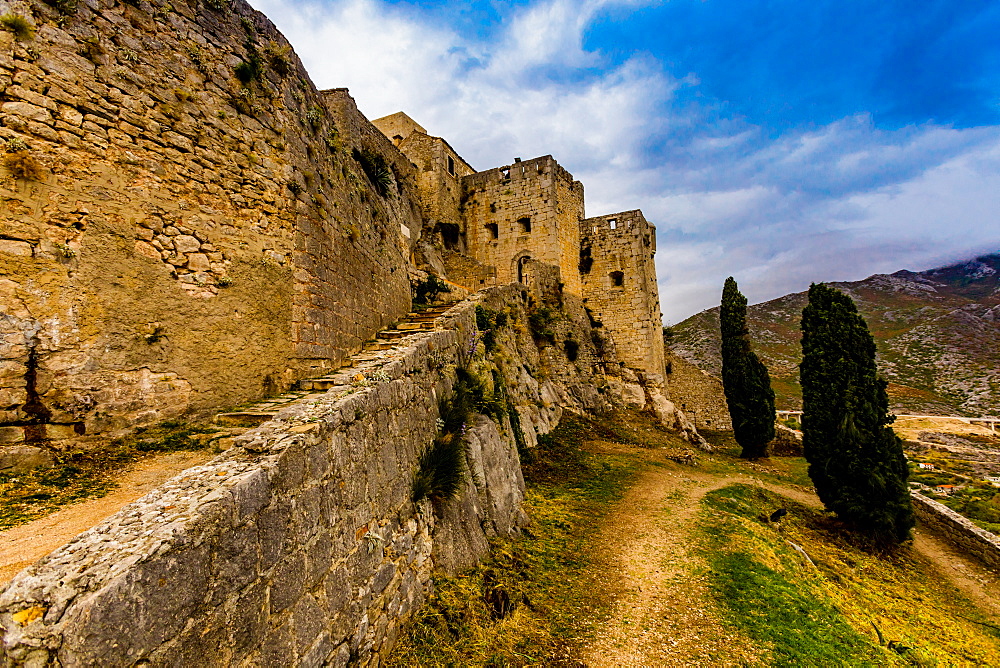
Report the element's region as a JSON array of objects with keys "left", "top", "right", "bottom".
[{"left": 671, "top": 253, "right": 1000, "bottom": 416}]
